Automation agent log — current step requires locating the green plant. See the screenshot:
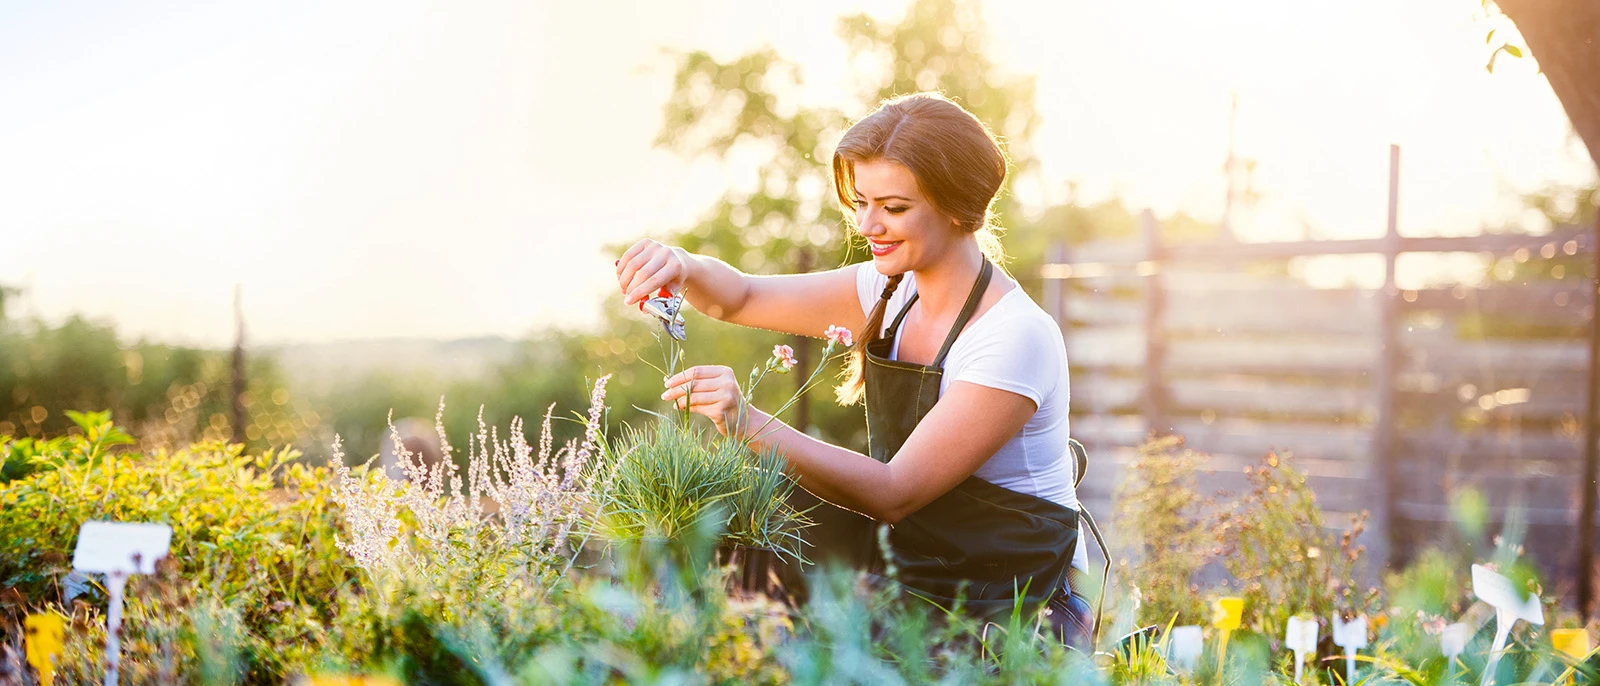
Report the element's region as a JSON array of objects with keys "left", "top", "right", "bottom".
[
  {"left": 1216, "top": 451, "right": 1377, "bottom": 647},
  {"left": 599, "top": 418, "right": 809, "bottom": 561},
  {"left": 1113, "top": 435, "right": 1216, "bottom": 628},
  {"left": 0, "top": 412, "right": 351, "bottom": 680}
]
